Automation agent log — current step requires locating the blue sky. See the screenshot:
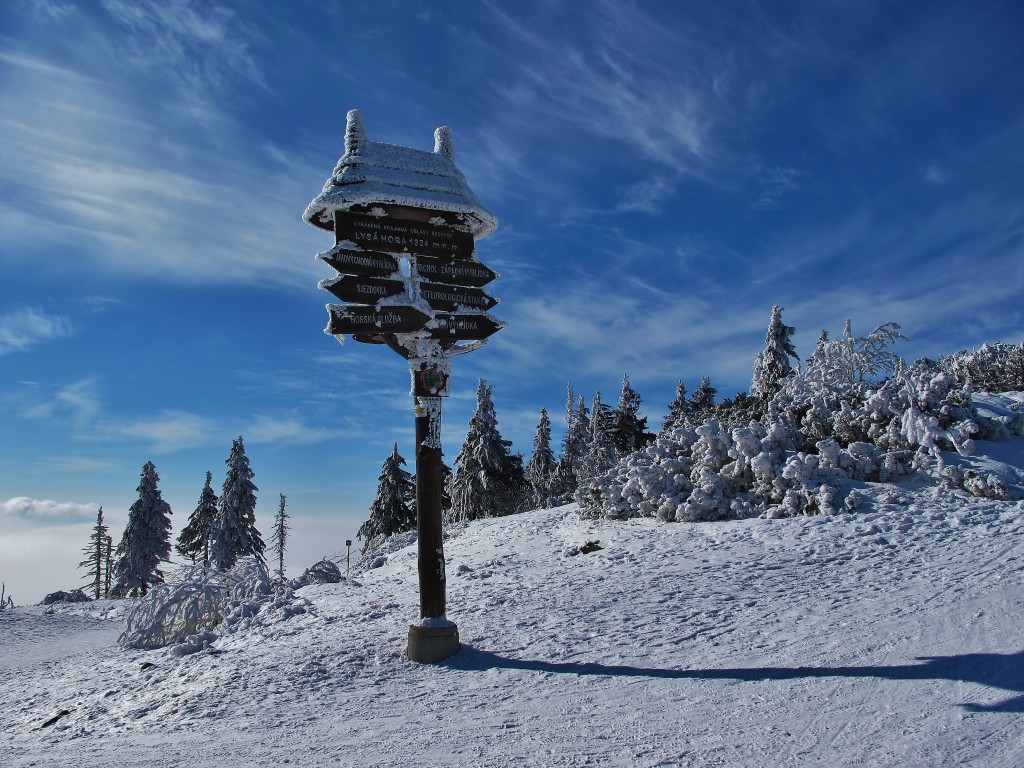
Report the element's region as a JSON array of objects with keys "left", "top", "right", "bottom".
[{"left": 1, "top": 0, "right": 1022, "bottom": 602}]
